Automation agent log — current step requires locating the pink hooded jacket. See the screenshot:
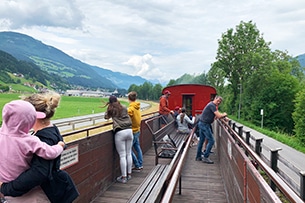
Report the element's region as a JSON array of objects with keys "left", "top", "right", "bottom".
[{"left": 0, "top": 100, "right": 64, "bottom": 202}]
